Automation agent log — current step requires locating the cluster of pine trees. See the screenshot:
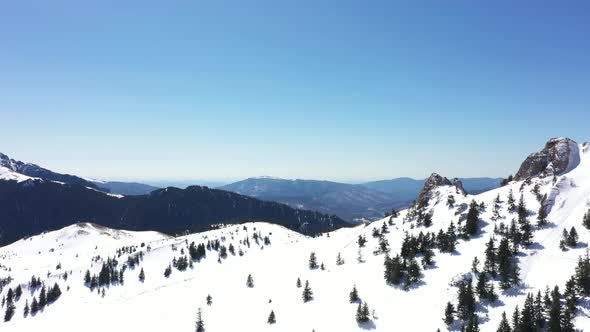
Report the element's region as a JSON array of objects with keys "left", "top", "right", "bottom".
[
  {"left": 560, "top": 227, "right": 579, "bottom": 250},
  {"left": 84, "top": 257, "right": 125, "bottom": 289}
]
